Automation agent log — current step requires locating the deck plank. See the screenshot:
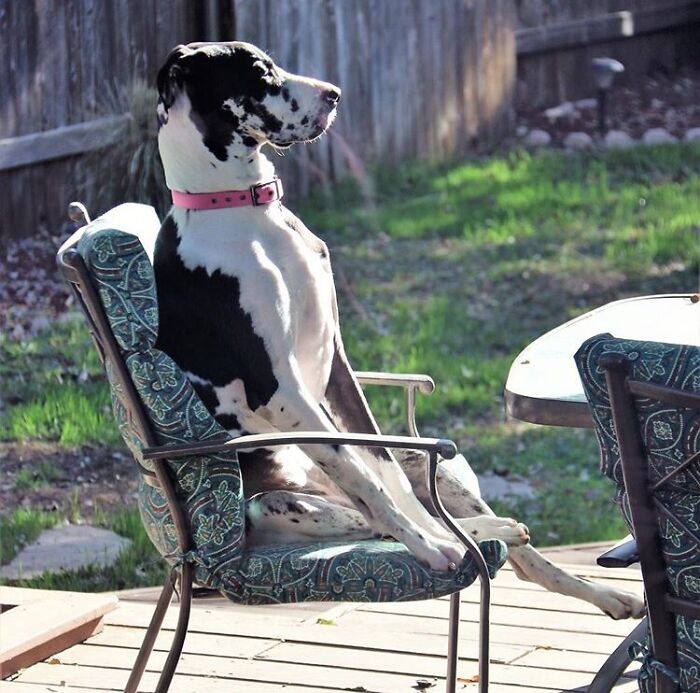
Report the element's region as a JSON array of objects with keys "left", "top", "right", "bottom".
[
  {"left": 86, "top": 626, "right": 280, "bottom": 659},
  {"left": 513, "top": 646, "right": 640, "bottom": 675},
  {"left": 14, "top": 664, "right": 335, "bottom": 692},
  {"left": 97, "top": 619, "right": 531, "bottom": 662},
  {"left": 14, "top": 641, "right": 614, "bottom": 692},
  {"left": 353, "top": 600, "right": 638, "bottom": 636},
  {"left": 4, "top": 560, "right": 646, "bottom": 692},
  {"left": 104, "top": 599, "right": 638, "bottom": 656},
  {"left": 0, "top": 587, "right": 117, "bottom": 679}
]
